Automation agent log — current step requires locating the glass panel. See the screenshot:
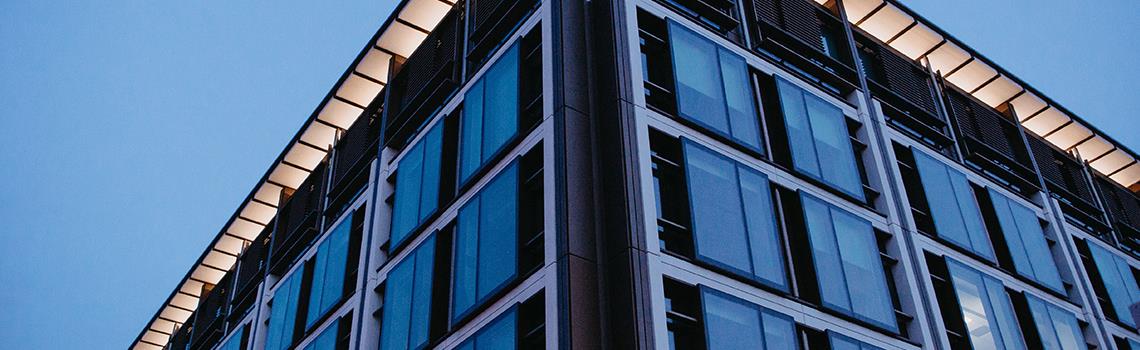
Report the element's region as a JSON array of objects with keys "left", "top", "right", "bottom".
[
  {"left": 380, "top": 235, "right": 436, "bottom": 350},
  {"left": 777, "top": 78, "right": 863, "bottom": 199},
  {"left": 777, "top": 79, "right": 820, "bottom": 178},
  {"left": 482, "top": 44, "right": 519, "bottom": 166},
  {"left": 1025, "top": 295, "right": 1085, "bottom": 350},
  {"left": 460, "top": 80, "right": 486, "bottom": 183},
  {"left": 686, "top": 143, "right": 753, "bottom": 276},
  {"left": 477, "top": 164, "right": 518, "bottom": 298},
  {"left": 804, "top": 94, "right": 862, "bottom": 198},
  {"left": 802, "top": 195, "right": 851, "bottom": 311},
  {"left": 720, "top": 50, "right": 762, "bottom": 150},
  {"left": 1089, "top": 244, "right": 1140, "bottom": 327},
  {"left": 467, "top": 309, "right": 517, "bottom": 350},
  {"left": 219, "top": 327, "right": 244, "bottom": 350},
  {"left": 912, "top": 151, "right": 994, "bottom": 260},
  {"left": 303, "top": 320, "right": 339, "bottom": 350},
  {"left": 308, "top": 216, "right": 353, "bottom": 328},
  {"left": 408, "top": 236, "right": 436, "bottom": 348},
  {"left": 265, "top": 267, "right": 305, "bottom": 350},
  {"left": 947, "top": 260, "right": 1025, "bottom": 350},
  {"left": 670, "top": 23, "right": 729, "bottom": 133},
  {"left": 459, "top": 43, "right": 520, "bottom": 185},
  {"left": 379, "top": 250, "right": 414, "bottom": 350},
  {"left": 453, "top": 164, "right": 519, "bottom": 322},
  {"left": 703, "top": 290, "right": 766, "bottom": 350},
  {"left": 833, "top": 208, "right": 896, "bottom": 329},
  {"left": 419, "top": 123, "right": 444, "bottom": 222},
  {"left": 391, "top": 123, "right": 444, "bottom": 249},
  {"left": 453, "top": 199, "right": 480, "bottom": 321},
  {"left": 391, "top": 140, "right": 425, "bottom": 248},
  {"left": 739, "top": 166, "right": 786, "bottom": 289},
  {"left": 828, "top": 332, "right": 883, "bottom": 350},
  {"left": 988, "top": 189, "right": 1063, "bottom": 291},
  {"left": 760, "top": 312, "right": 797, "bottom": 350}
]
